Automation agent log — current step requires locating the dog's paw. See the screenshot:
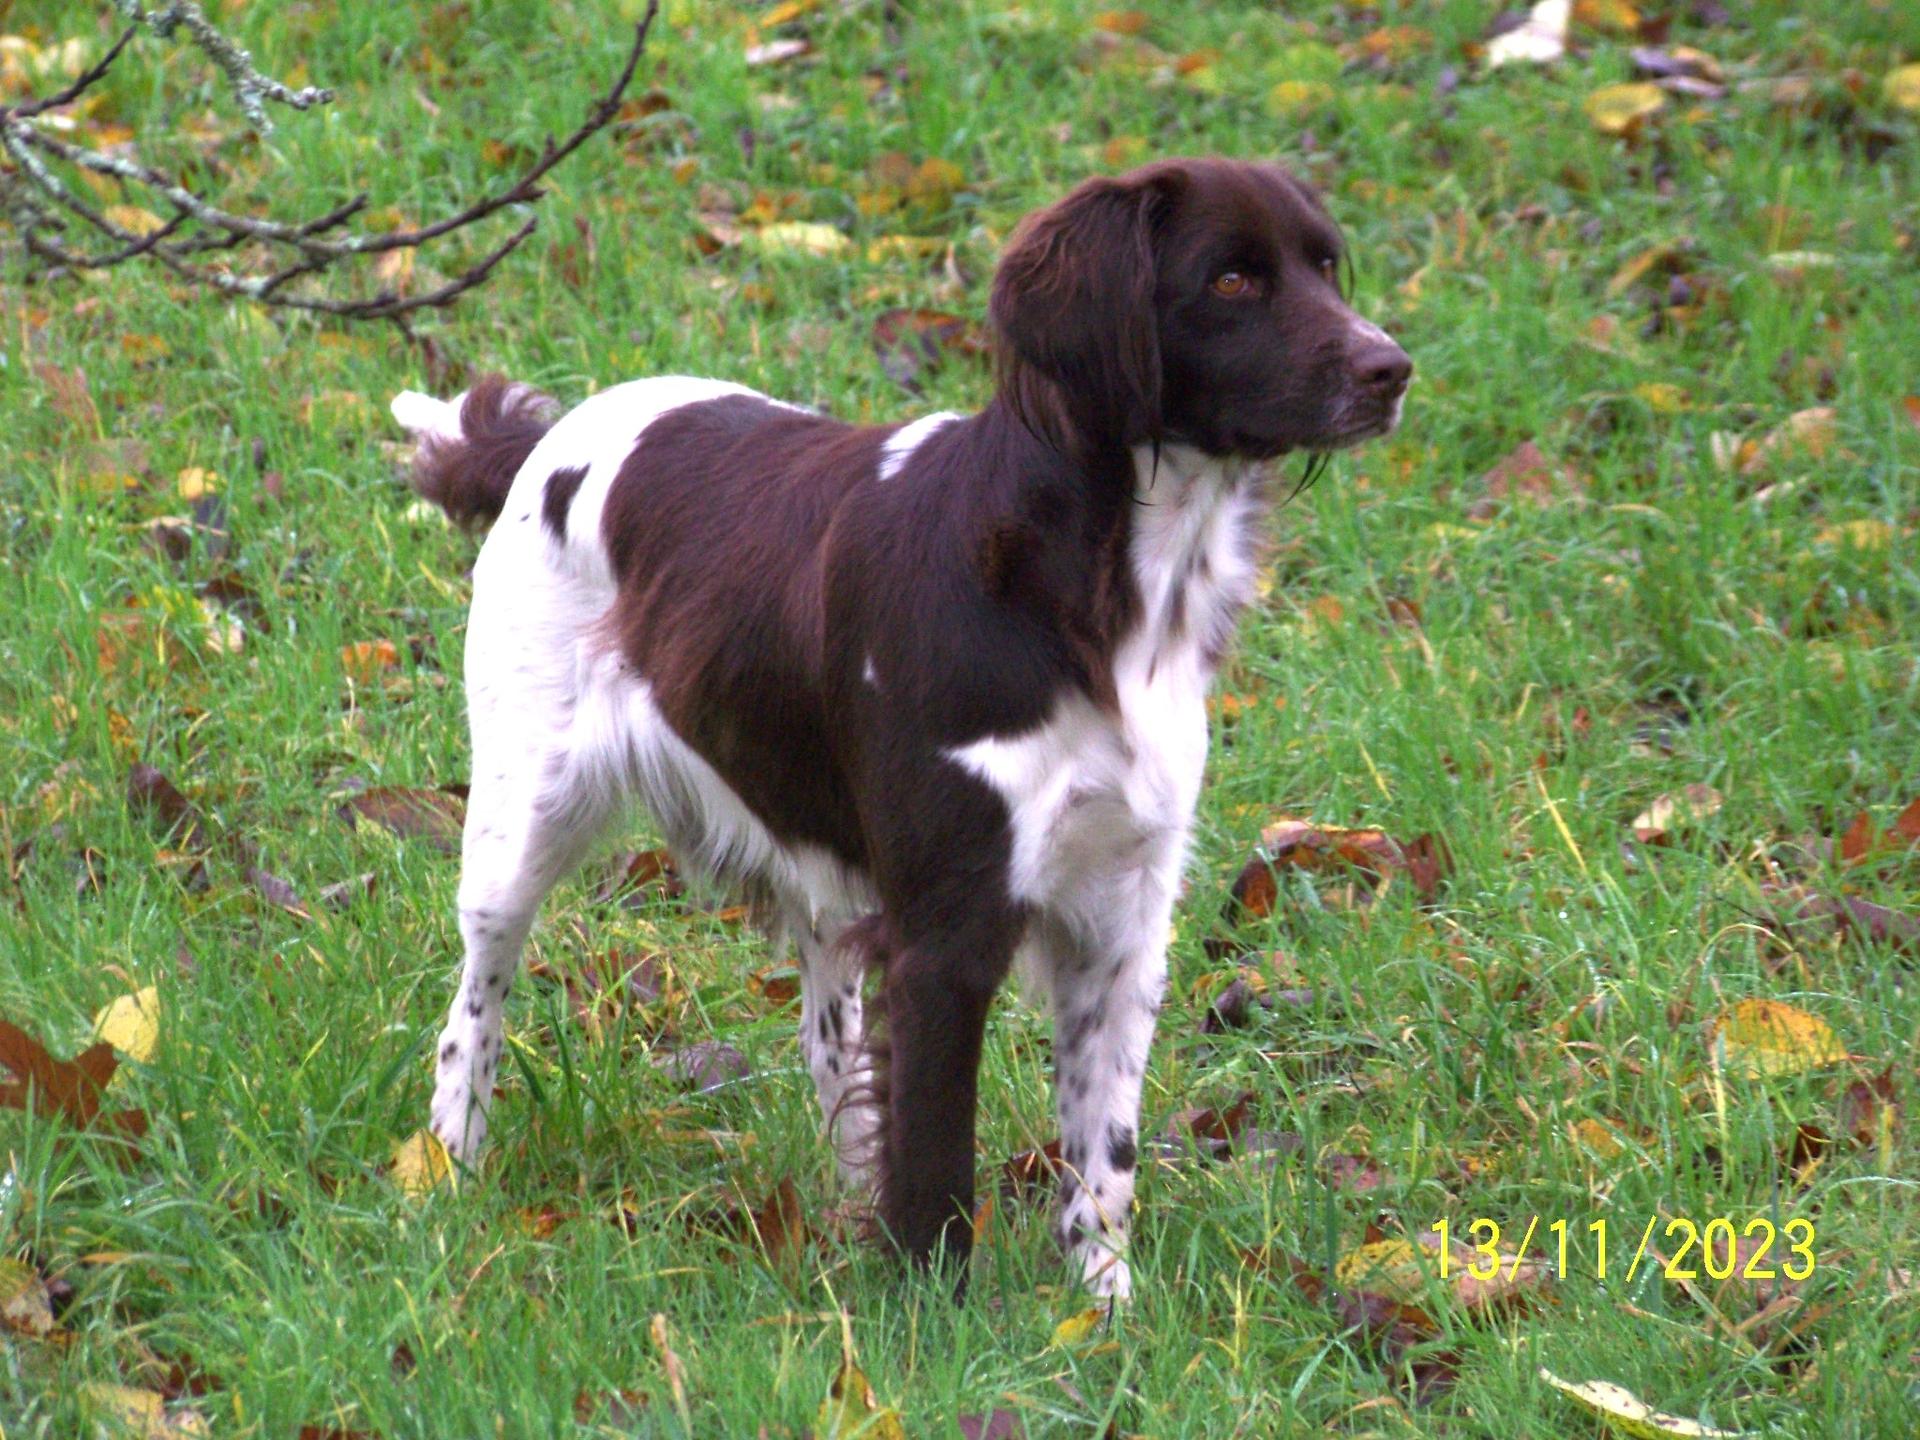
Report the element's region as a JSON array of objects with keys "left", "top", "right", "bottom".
[{"left": 1079, "top": 1246, "right": 1133, "bottom": 1301}]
